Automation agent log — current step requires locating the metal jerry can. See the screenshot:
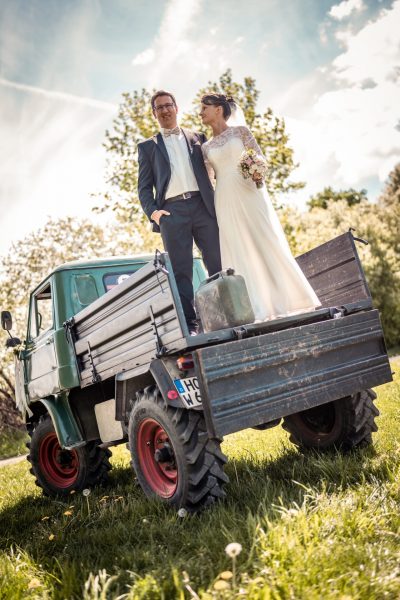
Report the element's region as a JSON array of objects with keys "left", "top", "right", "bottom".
[{"left": 195, "top": 268, "right": 255, "bottom": 332}]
